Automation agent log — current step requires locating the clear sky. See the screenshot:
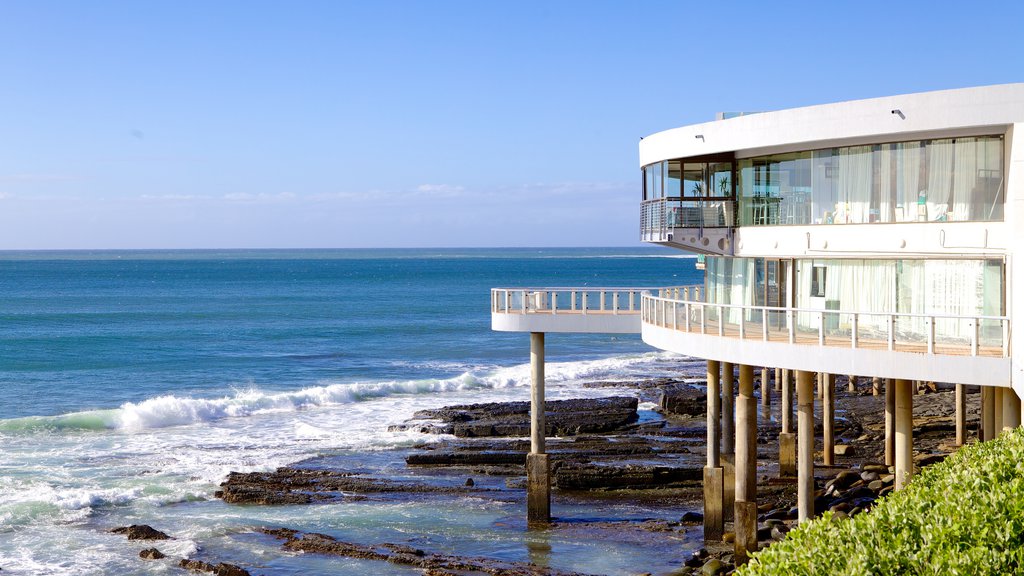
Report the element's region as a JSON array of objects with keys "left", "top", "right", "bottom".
[{"left": 1, "top": 1, "right": 1022, "bottom": 249}]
